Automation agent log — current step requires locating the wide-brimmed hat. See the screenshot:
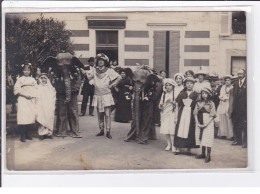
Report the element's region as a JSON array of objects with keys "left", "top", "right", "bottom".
[
  {"left": 195, "top": 69, "right": 208, "bottom": 77},
  {"left": 96, "top": 53, "right": 109, "bottom": 63},
  {"left": 164, "top": 78, "right": 176, "bottom": 87},
  {"left": 184, "top": 77, "right": 196, "bottom": 84},
  {"left": 222, "top": 75, "right": 233, "bottom": 80},
  {"left": 174, "top": 73, "right": 185, "bottom": 81}
]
